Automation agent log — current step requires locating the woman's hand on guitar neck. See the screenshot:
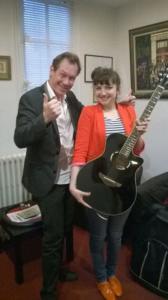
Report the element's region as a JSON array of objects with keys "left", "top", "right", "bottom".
[
  {"left": 136, "top": 118, "right": 150, "bottom": 135},
  {"left": 134, "top": 118, "right": 150, "bottom": 152}
]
